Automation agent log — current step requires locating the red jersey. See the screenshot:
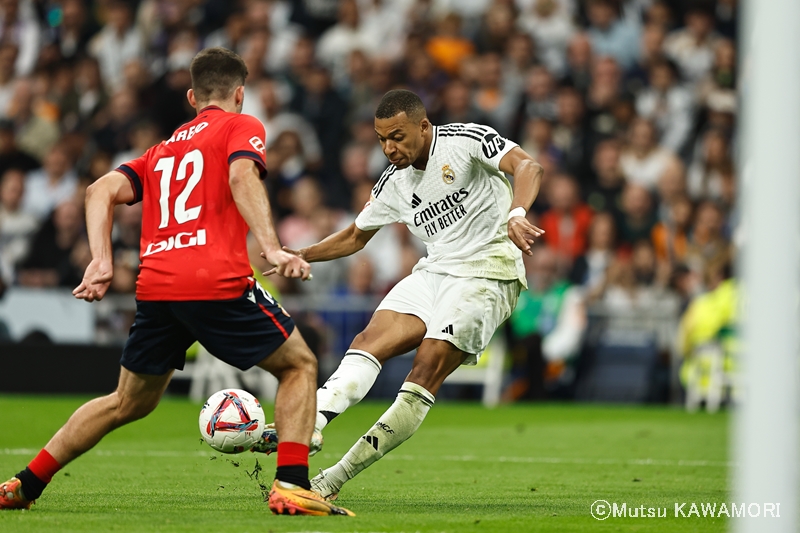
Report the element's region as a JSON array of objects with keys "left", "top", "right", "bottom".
[{"left": 116, "top": 106, "right": 267, "bottom": 301}]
